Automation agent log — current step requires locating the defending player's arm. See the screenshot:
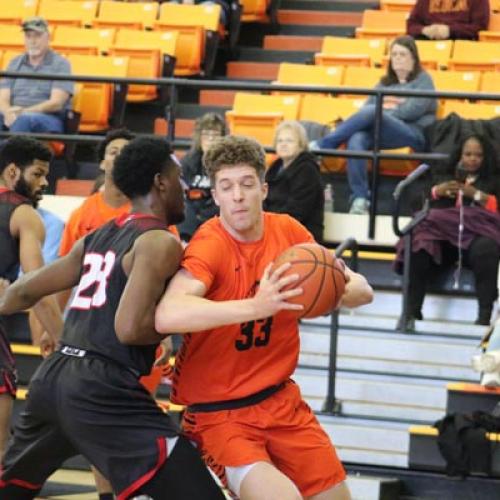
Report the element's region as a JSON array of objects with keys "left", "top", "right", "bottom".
[
  {"left": 155, "top": 263, "right": 303, "bottom": 335},
  {"left": 338, "top": 266, "right": 373, "bottom": 308},
  {"left": 0, "top": 238, "right": 84, "bottom": 316},
  {"left": 115, "top": 230, "right": 183, "bottom": 345},
  {"left": 10, "top": 204, "right": 64, "bottom": 340}
]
